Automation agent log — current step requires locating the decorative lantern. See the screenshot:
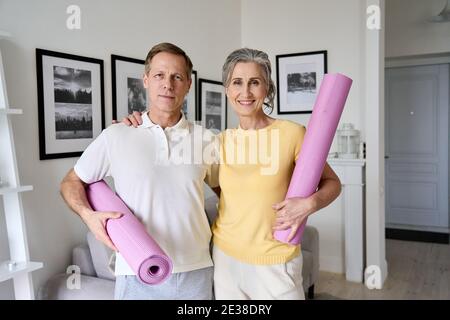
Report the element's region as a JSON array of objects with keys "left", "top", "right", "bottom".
[{"left": 337, "top": 123, "right": 360, "bottom": 159}]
